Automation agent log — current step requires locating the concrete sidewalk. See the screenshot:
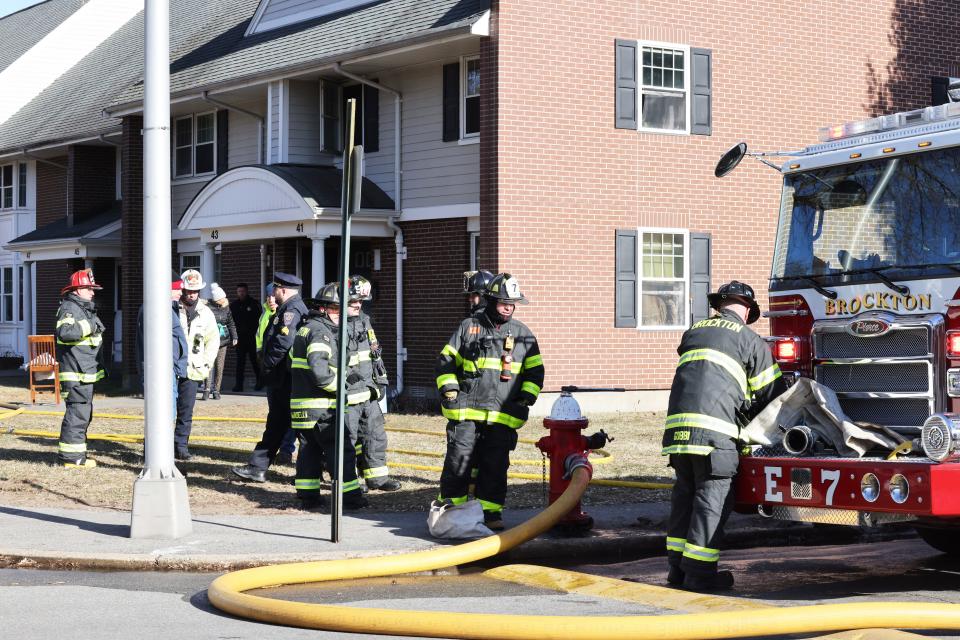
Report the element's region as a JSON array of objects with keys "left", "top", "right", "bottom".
[{"left": 0, "top": 499, "right": 832, "bottom": 572}]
